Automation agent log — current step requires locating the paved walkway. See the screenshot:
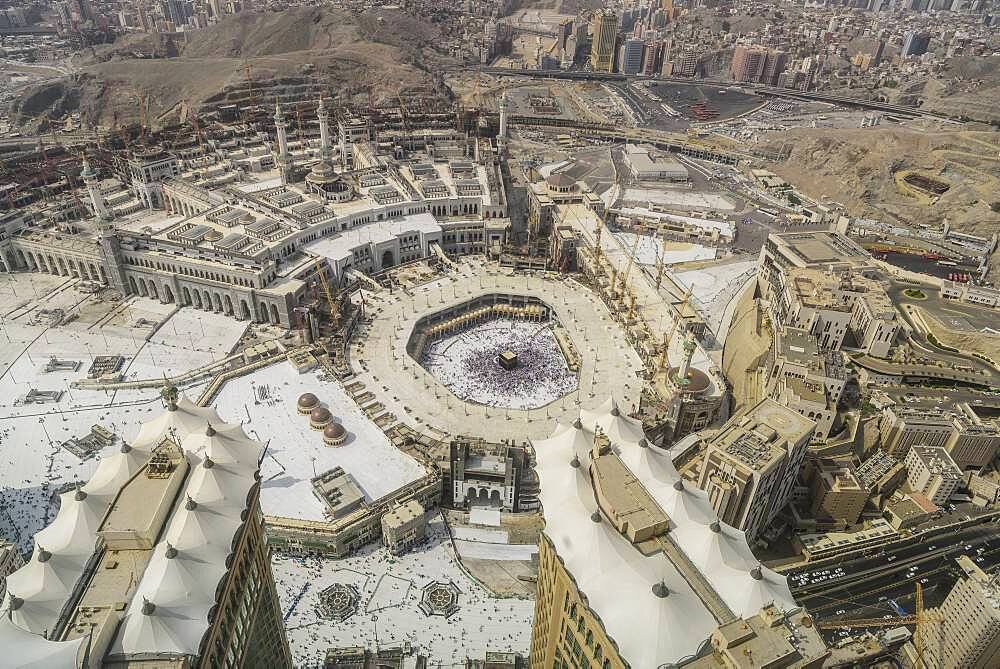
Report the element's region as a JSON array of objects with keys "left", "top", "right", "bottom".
[{"left": 351, "top": 259, "right": 646, "bottom": 442}]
